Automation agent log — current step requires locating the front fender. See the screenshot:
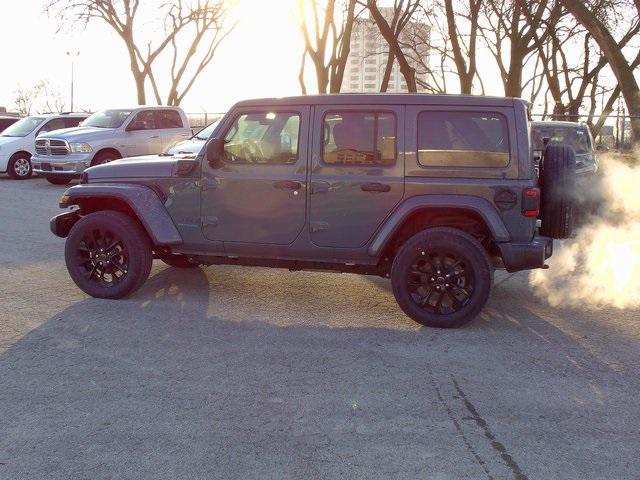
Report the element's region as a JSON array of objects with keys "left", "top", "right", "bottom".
[
  {"left": 57, "top": 183, "right": 183, "bottom": 246},
  {"left": 368, "top": 194, "right": 510, "bottom": 257}
]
